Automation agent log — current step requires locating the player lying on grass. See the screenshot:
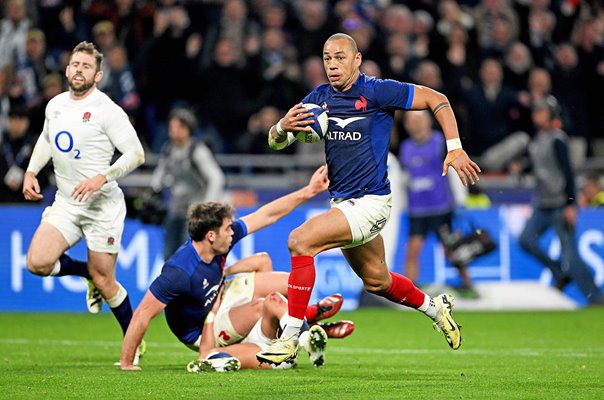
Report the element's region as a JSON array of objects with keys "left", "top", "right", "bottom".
[
  {"left": 119, "top": 166, "right": 331, "bottom": 370},
  {"left": 186, "top": 253, "right": 355, "bottom": 372}
]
